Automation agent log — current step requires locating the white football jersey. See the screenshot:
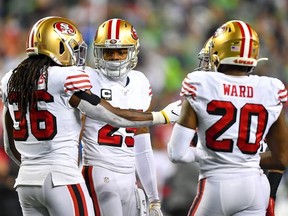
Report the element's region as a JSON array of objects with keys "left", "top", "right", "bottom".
[
  {"left": 1, "top": 66, "right": 92, "bottom": 186},
  {"left": 81, "top": 67, "right": 152, "bottom": 173},
  {"left": 181, "top": 71, "right": 287, "bottom": 178}
]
